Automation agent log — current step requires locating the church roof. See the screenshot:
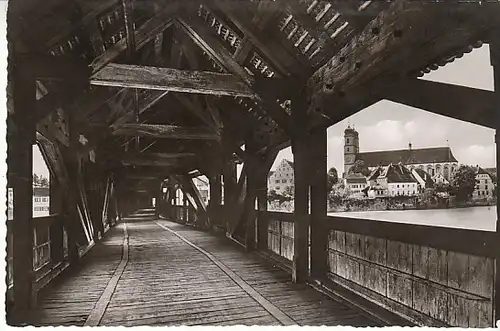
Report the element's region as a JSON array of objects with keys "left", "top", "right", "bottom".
[{"left": 357, "top": 147, "right": 457, "bottom": 167}]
